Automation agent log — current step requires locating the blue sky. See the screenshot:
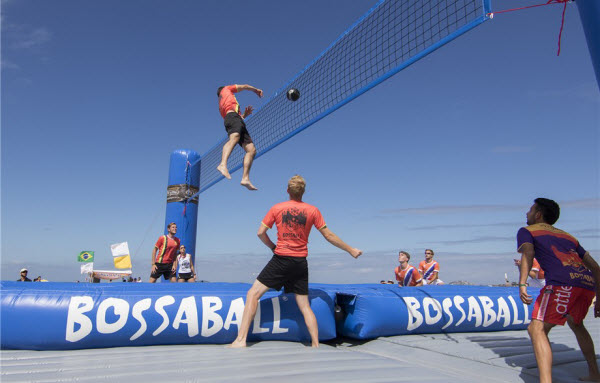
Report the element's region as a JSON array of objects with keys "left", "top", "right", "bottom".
[{"left": 2, "top": 0, "right": 598, "bottom": 284}]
